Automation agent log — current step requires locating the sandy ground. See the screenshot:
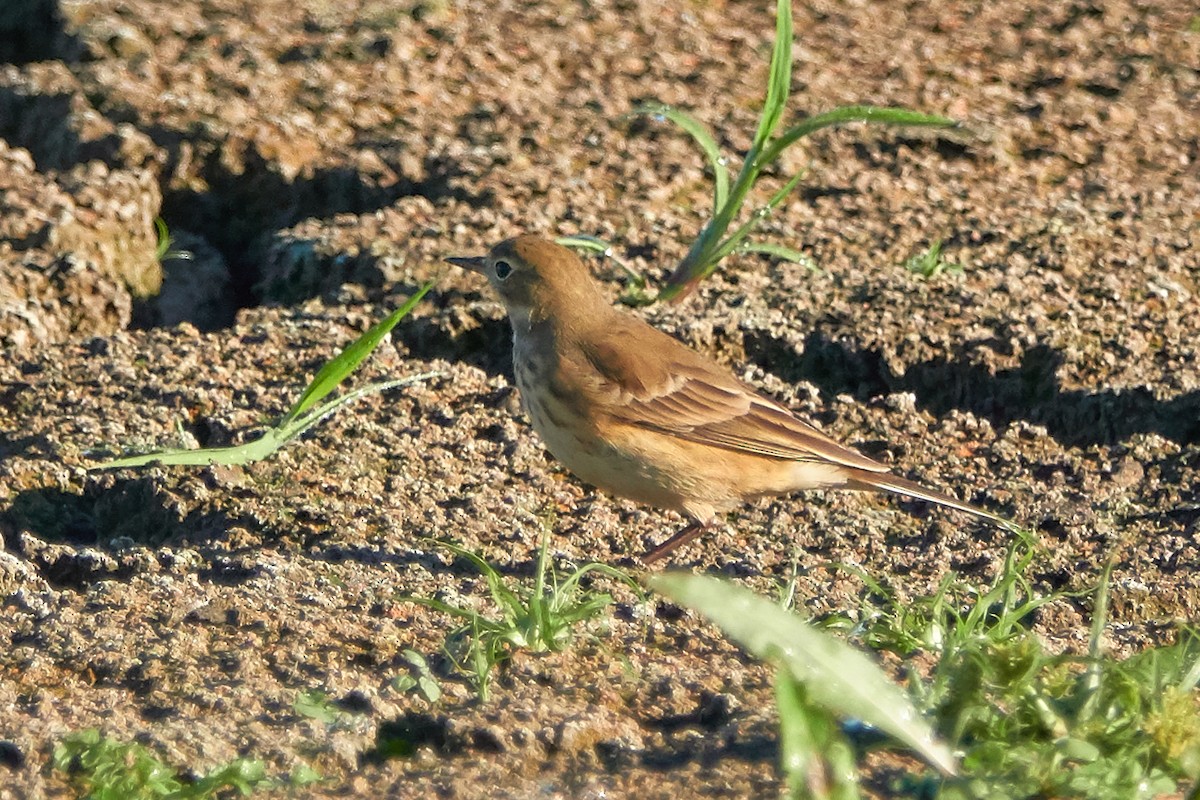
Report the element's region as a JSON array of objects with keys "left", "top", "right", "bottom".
[{"left": 1, "top": 0, "right": 1198, "bottom": 796}]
